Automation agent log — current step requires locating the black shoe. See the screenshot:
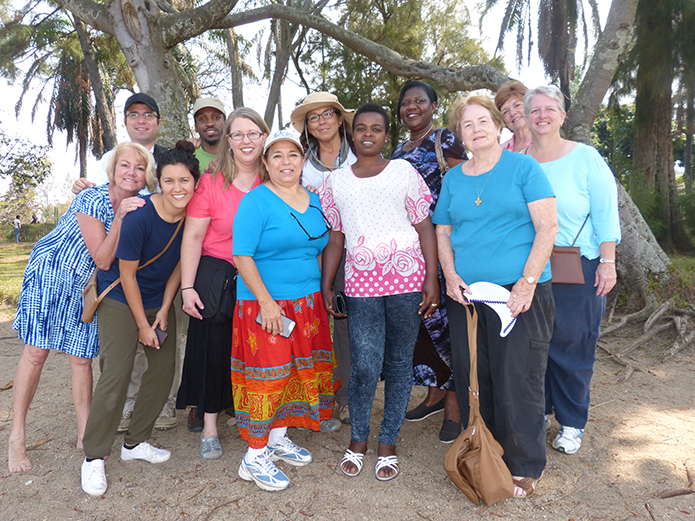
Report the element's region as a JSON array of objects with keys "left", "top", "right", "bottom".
[
  {"left": 188, "top": 407, "right": 204, "bottom": 432},
  {"left": 439, "top": 419, "right": 462, "bottom": 443},
  {"left": 225, "top": 407, "right": 236, "bottom": 418},
  {"left": 405, "top": 398, "right": 446, "bottom": 422}
]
